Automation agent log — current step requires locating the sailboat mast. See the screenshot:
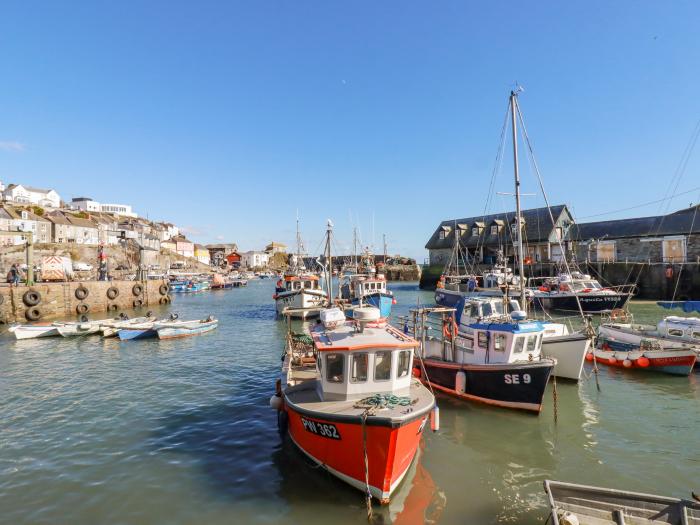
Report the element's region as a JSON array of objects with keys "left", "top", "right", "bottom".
[
  {"left": 510, "top": 90, "right": 527, "bottom": 311},
  {"left": 353, "top": 227, "right": 357, "bottom": 268}
]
